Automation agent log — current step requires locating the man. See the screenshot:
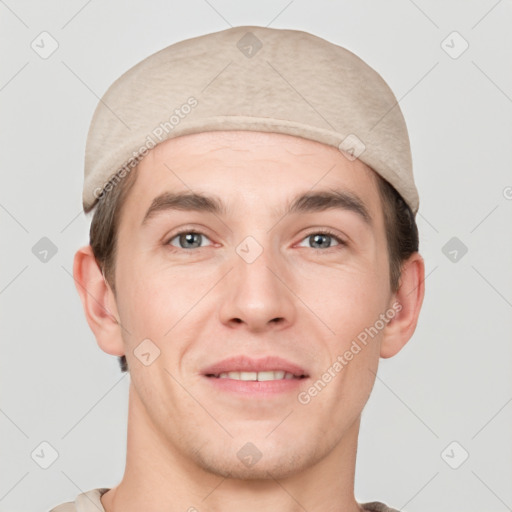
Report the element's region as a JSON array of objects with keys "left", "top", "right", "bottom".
[{"left": 51, "top": 25, "right": 424, "bottom": 512}]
